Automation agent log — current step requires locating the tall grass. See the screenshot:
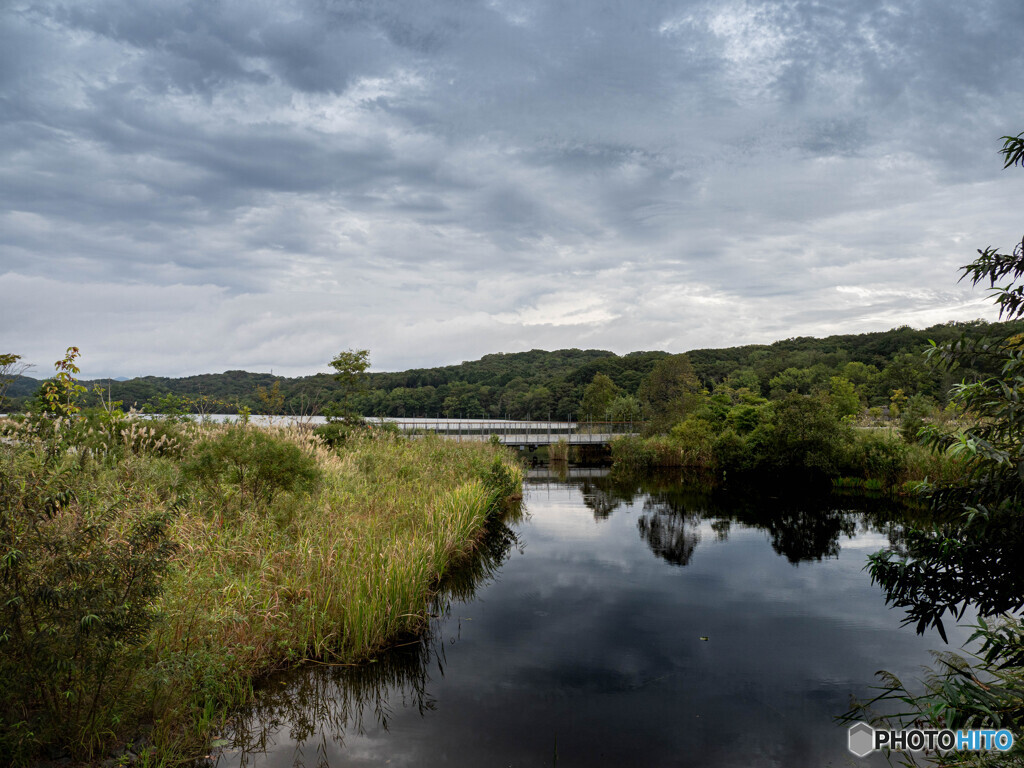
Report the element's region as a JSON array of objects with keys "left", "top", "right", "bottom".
[
  {"left": 0, "top": 421, "right": 522, "bottom": 765},
  {"left": 549, "top": 438, "right": 570, "bottom": 462},
  {"left": 610, "top": 435, "right": 684, "bottom": 470},
  {"left": 613, "top": 425, "right": 970, "bottom": 493},
  {"left": 152, "top": 429, "right": 522, "bottom": 751}
]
